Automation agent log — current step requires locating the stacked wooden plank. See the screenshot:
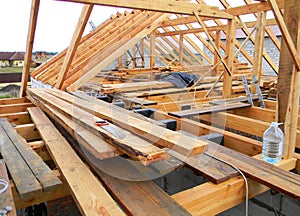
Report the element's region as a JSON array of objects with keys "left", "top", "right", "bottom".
[
  {"left": 27, "top": 88, "right": 208, "bottom": 166},
  {"left": 0, "top": 118, "right": 61, "bottom": 199}
]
